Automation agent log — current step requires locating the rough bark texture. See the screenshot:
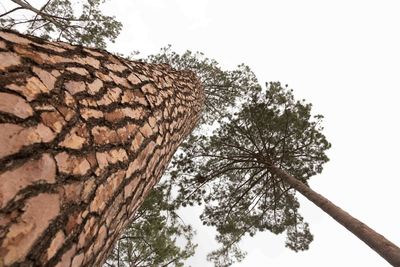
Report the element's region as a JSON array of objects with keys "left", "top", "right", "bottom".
[
  {"left": 269, "top": 165, "right": 400, "bottom": 267},
  {"left": 0, "top": 29, "right": 204, "bottom": 267}
]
